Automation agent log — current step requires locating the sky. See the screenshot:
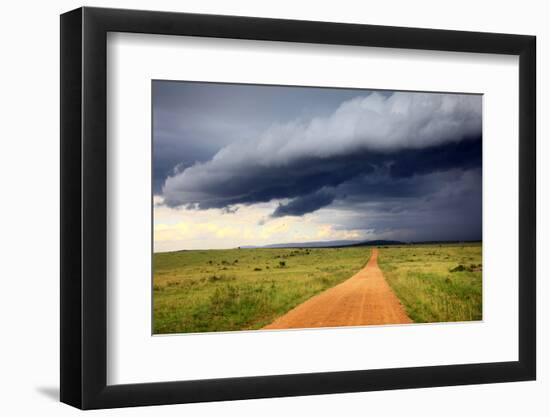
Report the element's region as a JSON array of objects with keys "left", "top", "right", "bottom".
[{"left": 153, "top": 81, "right": 482, "bottom": 252}]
